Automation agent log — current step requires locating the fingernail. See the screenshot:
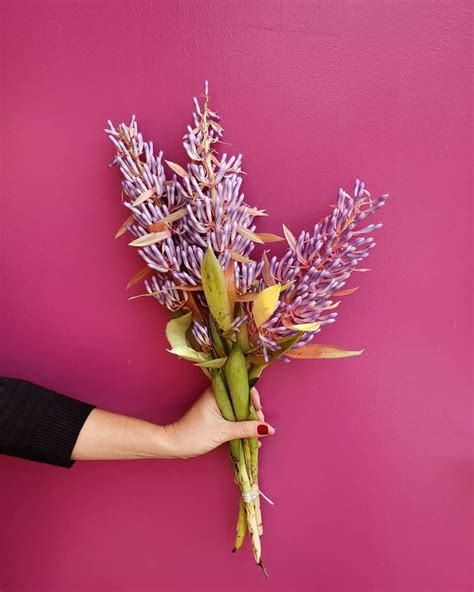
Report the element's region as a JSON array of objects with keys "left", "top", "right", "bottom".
[{"left": 257, "top": 424, "right": 269, "bottom": 435}]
